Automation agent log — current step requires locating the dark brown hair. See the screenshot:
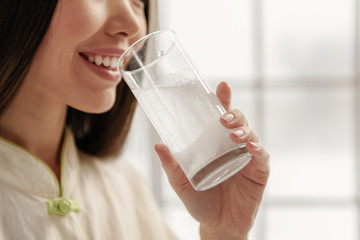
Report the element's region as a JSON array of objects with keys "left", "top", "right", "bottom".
[{"left": 0, "top": 0, "right": 149, "bottom": 157}]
